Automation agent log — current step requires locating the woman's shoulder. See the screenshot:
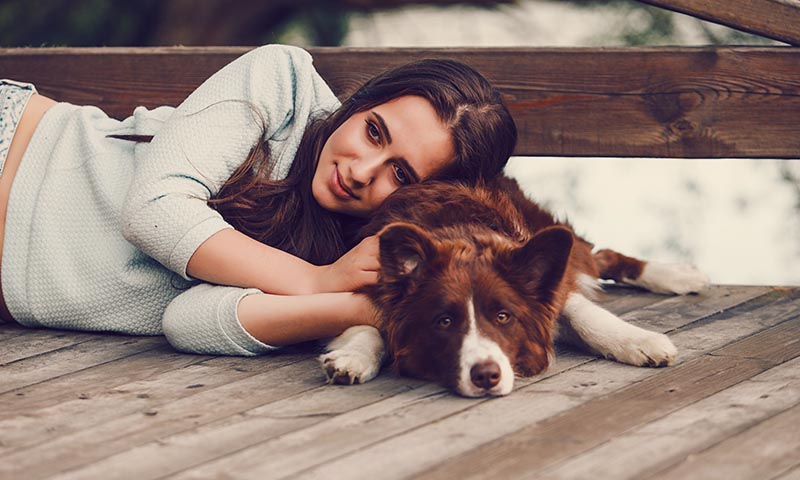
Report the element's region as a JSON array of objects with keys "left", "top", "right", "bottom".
[{"left": 246, "top": 44, "right": 315, "bottom": 68}]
